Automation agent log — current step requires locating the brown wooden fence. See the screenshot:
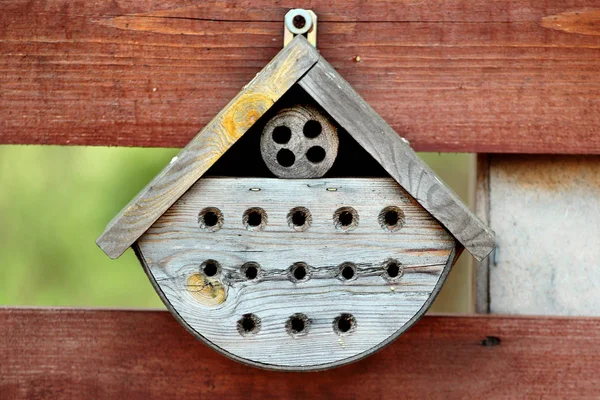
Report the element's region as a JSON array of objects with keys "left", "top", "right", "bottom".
[
  {"left": 3, "top": 309, "right": 600, "bottom": 398},
  {"left": 2, "top": 0, "right": 600, "bottom": 398}
]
